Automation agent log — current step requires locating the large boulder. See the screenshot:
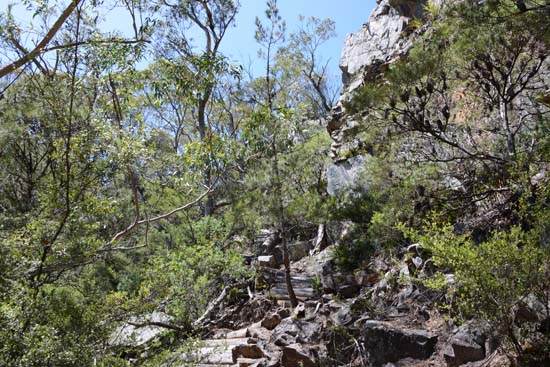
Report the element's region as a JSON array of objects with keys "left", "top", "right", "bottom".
[
  {"left": 287, "top": 240, "right": 311, "bottom": 262},
  {"left": 443, "top": 321, "right": 489, "bottom": 367},
  {"left": 361, "top": 320, "right": 437, "bottom": 366},
  {"left": 110, "top": 311, "right": 171, "bottom": 347},
  {"left": 443, "top": 333, "right": 485, "bottom": 367},
  {"left": 327, "top": 154, "right": 369, "bottom": 196},
  {"left": 271, "top": 319, "right": 321, "bottom": 346}
]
